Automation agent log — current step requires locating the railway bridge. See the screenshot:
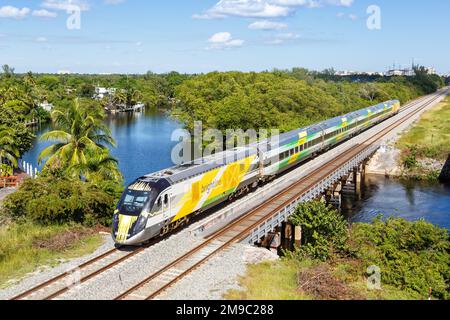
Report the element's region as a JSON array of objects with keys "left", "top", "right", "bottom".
[{"left": 192, "top": 88, "right": 449, "bottom": 248}]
